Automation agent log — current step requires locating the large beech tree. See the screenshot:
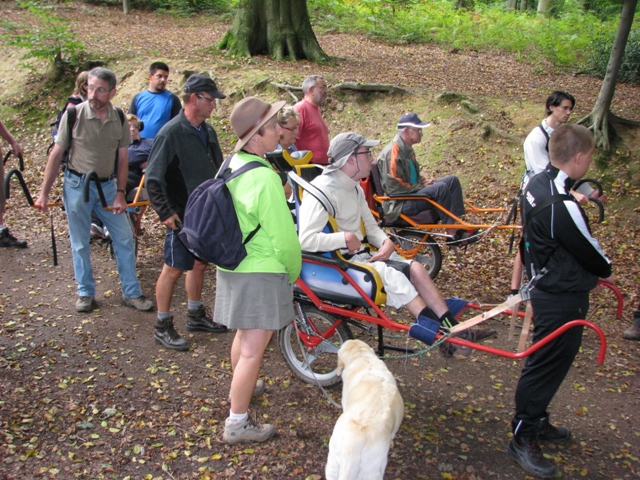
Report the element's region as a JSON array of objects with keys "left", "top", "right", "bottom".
[
  {"left": 218, "top": 0, "right": 329, "bottom": 62},
  {"left": 578, "top": 0, "right": 639, "bottom": 151}
]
